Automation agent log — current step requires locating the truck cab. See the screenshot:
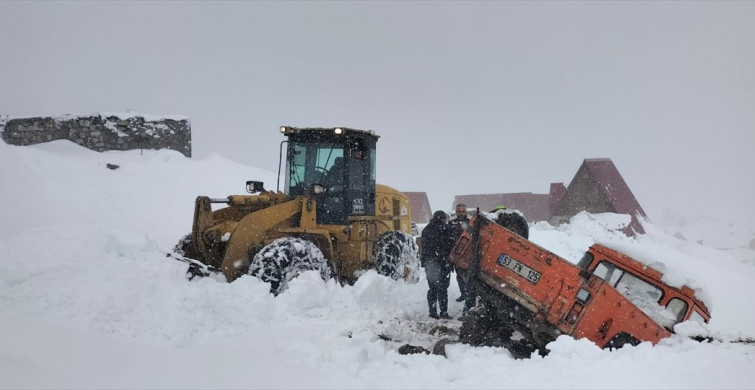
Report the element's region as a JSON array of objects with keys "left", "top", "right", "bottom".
[{"left": 578, "top": 244, "right": 711, "bottom": 329}]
